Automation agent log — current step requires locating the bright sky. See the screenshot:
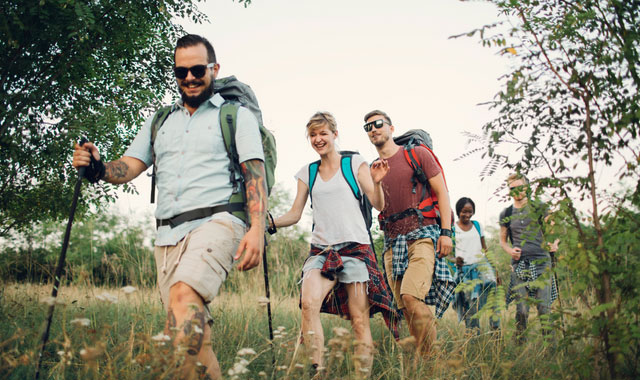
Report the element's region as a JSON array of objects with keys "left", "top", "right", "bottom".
[{"left": 116, "top": 0, "right": 514, "bottom": 234}]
